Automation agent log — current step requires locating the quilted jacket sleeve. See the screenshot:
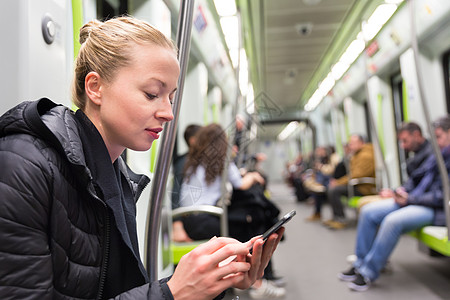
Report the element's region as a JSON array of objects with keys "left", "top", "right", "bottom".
[
  {"left": 111, "top": 277, "right": 173, "bottom": 300},
  {"left": 0, "top": 134, "right": 54, "bottom": 299},
  {"left": 111, "top": 277, "right": 226, "bottom": 300}
]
